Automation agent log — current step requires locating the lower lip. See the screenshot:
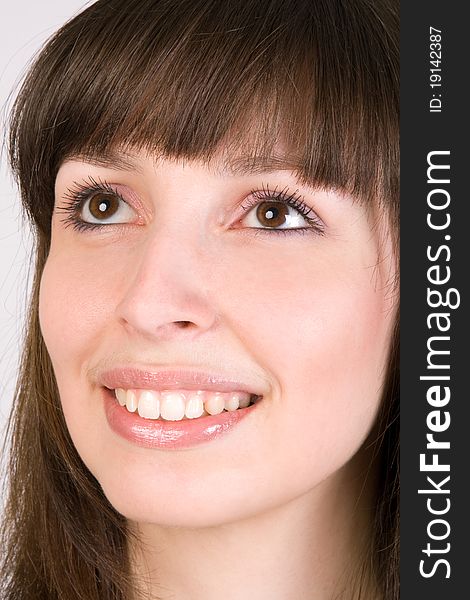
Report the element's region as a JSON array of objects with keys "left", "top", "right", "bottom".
[{"left": 103, "top": 390, "right": 260, "bottom": 449}]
